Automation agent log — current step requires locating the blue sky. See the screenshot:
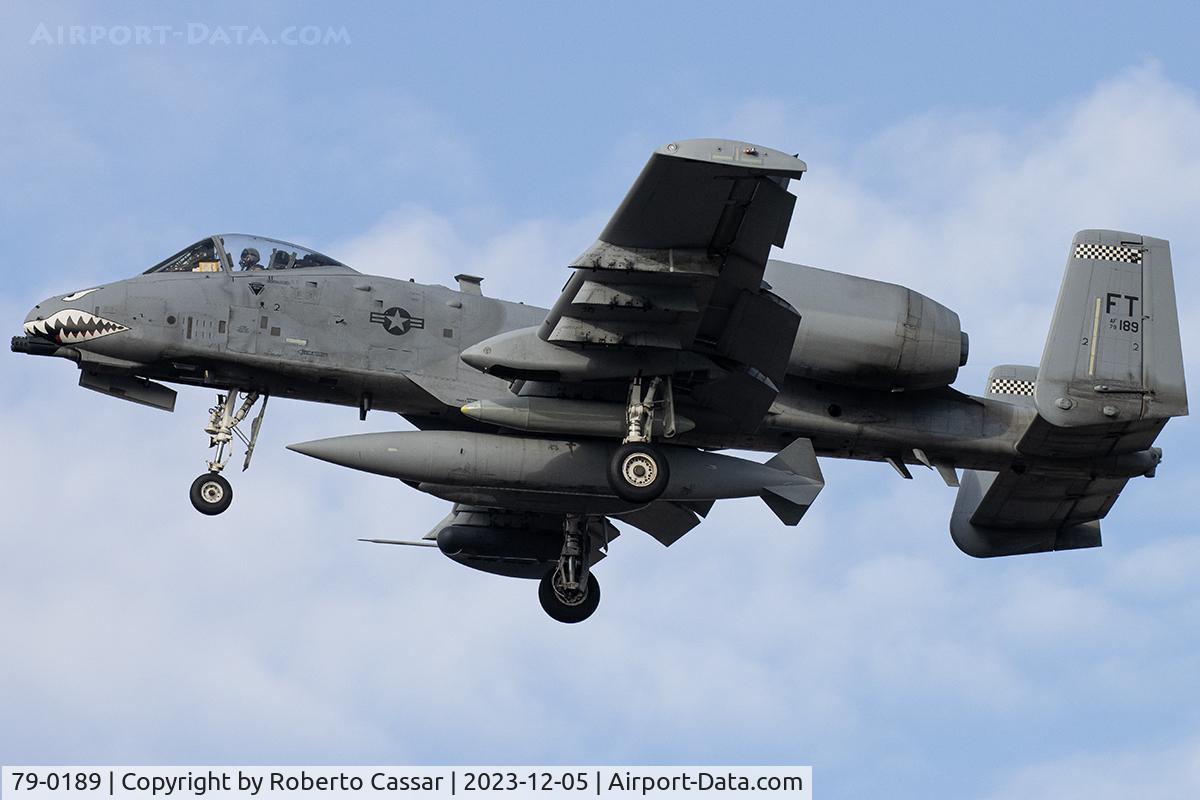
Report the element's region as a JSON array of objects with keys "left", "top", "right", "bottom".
[{"left": 2, "top": 2, "right": 1199, "bottom": 798}]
